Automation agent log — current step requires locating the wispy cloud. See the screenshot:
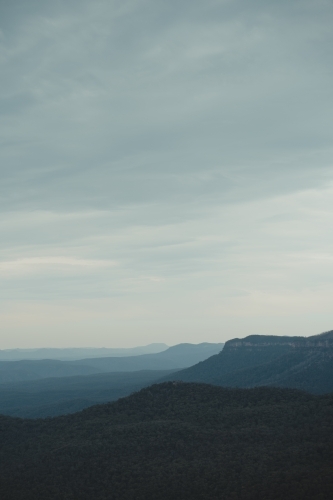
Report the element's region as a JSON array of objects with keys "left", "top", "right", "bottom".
[{"left": 0, "top": 257, "right": 117, "bottom": 276}]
